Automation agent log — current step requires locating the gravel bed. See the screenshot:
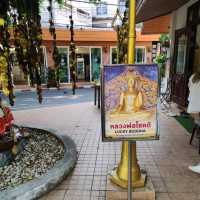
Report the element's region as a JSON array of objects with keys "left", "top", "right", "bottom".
[{"left": 0, "top": 130, "right": 65, "bottom": 191}]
